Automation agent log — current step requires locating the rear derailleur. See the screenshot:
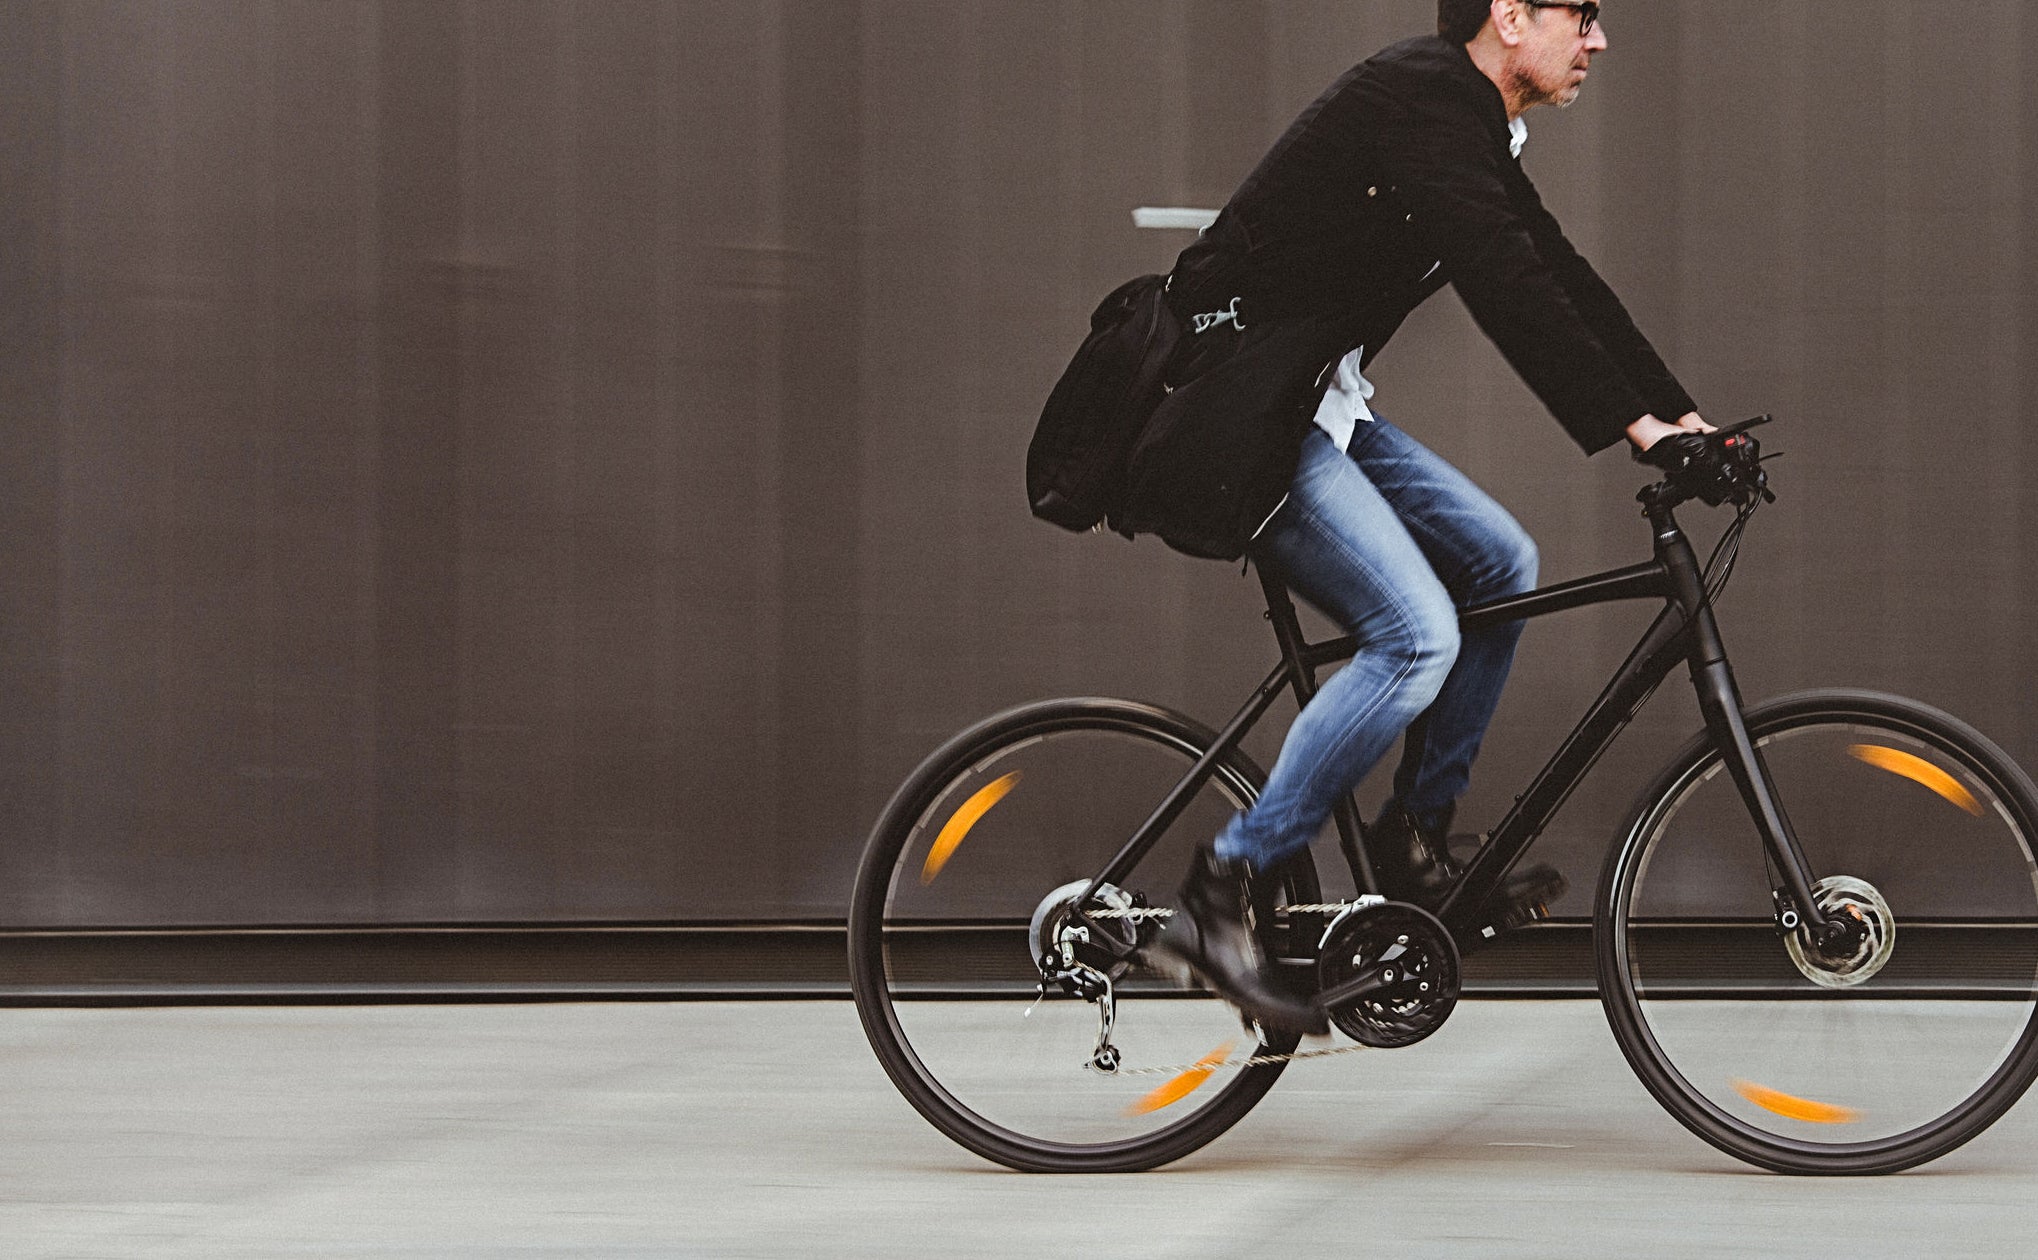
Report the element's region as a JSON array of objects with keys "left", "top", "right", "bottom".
[{"left": 1026, "top": 882, "right": 1151, "bottom": 1074}]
